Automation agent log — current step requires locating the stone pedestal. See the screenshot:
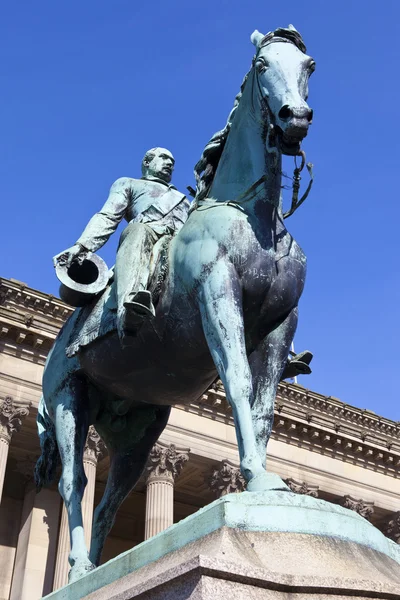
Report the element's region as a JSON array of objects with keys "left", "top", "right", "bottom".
[{"left": 43, "top": 488, "right": 400, "bottom": 600}]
